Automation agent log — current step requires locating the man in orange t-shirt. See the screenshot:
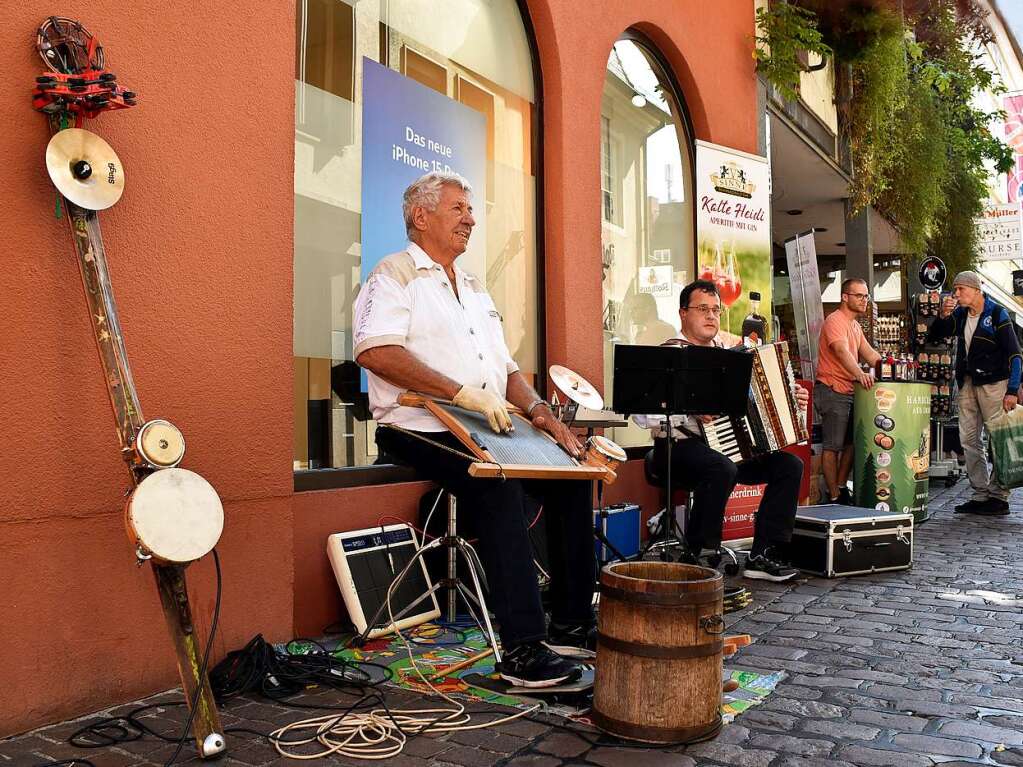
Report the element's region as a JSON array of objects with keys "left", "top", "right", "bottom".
[{"left": 814, "top": 278, "right": 882, "bottom": 504}]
